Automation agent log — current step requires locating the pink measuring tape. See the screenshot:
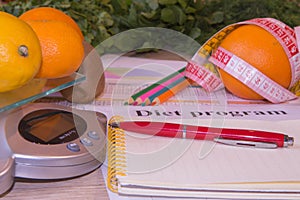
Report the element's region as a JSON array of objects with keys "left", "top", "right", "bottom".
[{"left": 185, "top": 18, "right": 300, "bottom": 103}]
